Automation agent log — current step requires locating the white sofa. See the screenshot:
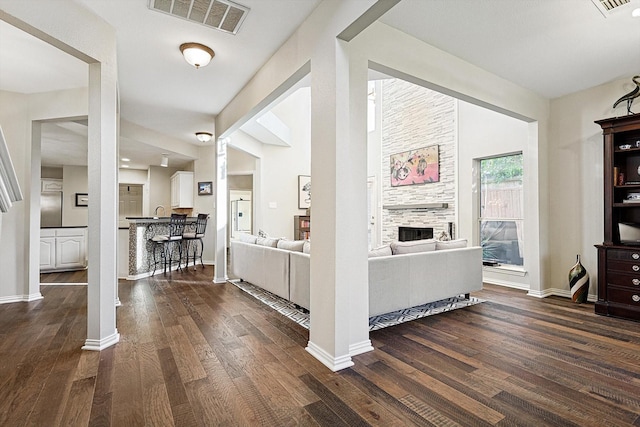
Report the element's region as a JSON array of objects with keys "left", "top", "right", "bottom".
[{"left": 230, "top": 235, "right": 483, "bottom": 317}]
